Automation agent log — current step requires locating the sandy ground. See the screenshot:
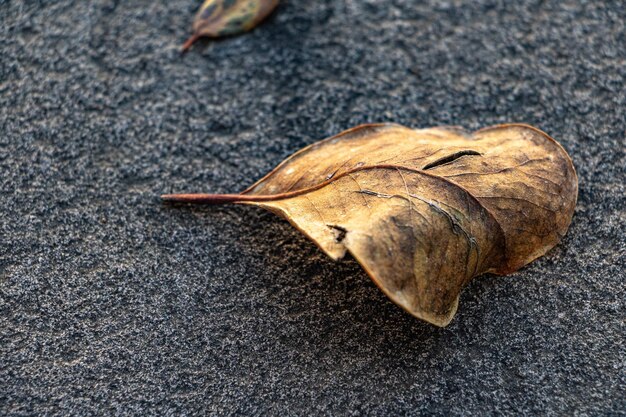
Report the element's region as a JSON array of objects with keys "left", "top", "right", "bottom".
[{"left": 1, "top": 1, "right": 624, "bottom": 415}]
